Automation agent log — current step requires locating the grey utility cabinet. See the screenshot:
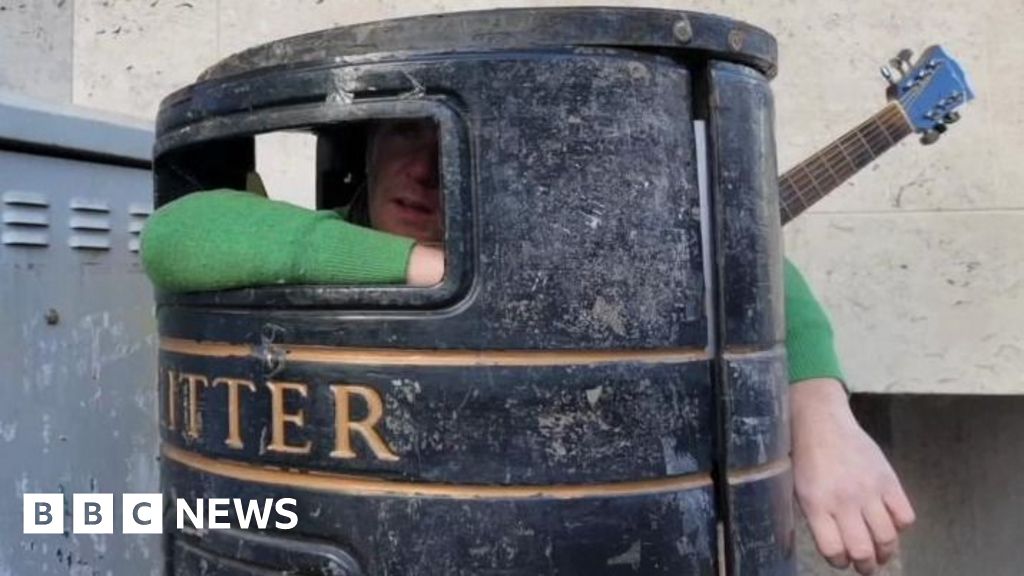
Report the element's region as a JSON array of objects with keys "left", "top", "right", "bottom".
[{"left": 0, "top": 93, "right": 160, "bottom": 575}]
